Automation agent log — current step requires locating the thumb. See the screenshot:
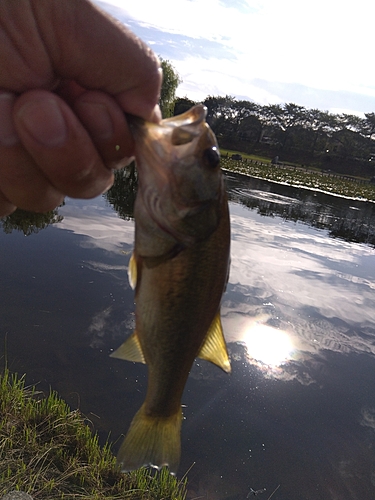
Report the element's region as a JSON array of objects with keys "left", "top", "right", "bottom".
[{"left": 2, "top": 0, "right": 162, "bottom": 120}]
